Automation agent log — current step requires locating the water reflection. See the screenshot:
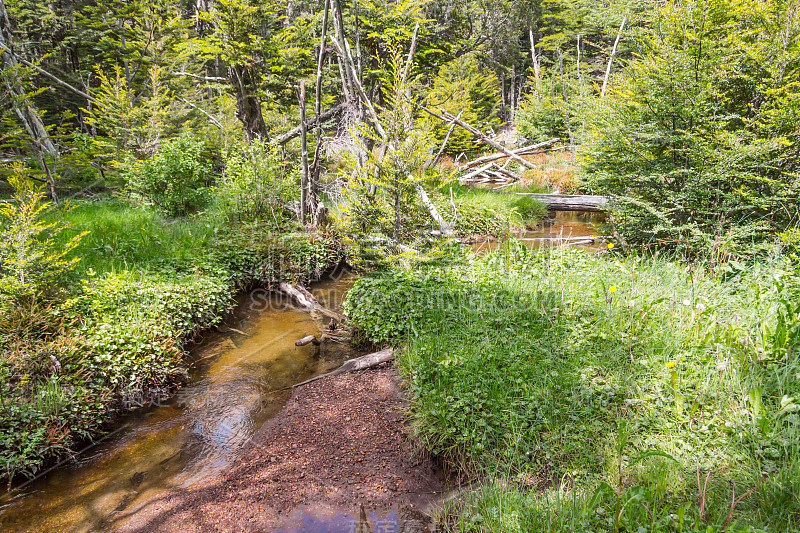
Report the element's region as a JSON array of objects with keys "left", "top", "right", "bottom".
[
  {"left": 472, "top": 210, "right": 606, "bottom": 254},
  {"left": 0, "top": 275, "right": 356, "bottom": 533}
]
